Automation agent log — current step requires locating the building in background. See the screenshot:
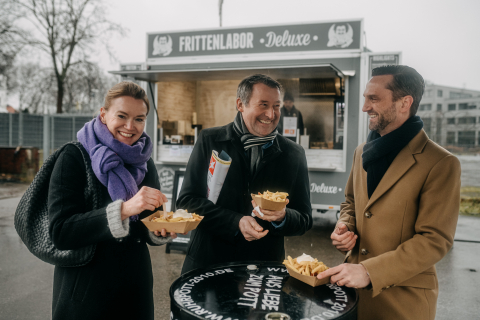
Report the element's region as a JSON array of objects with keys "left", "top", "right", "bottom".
[{"left": 417, "top": 83, "right": 480, "bottom": 151}]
